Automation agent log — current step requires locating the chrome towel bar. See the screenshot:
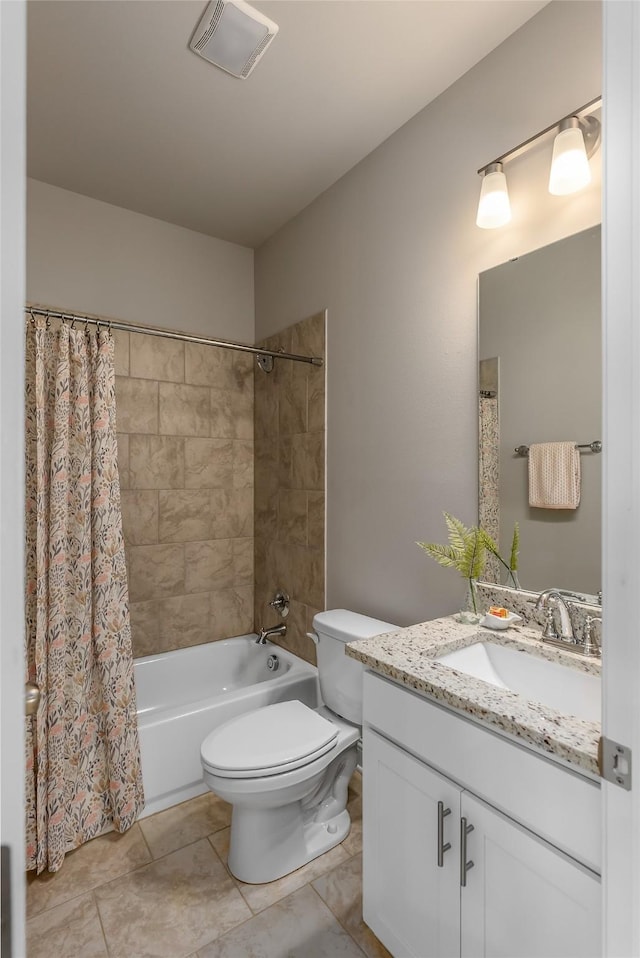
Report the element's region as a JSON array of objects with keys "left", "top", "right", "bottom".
[{"left": 514, "top": 441, "right": 602, "bottom": 457}]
